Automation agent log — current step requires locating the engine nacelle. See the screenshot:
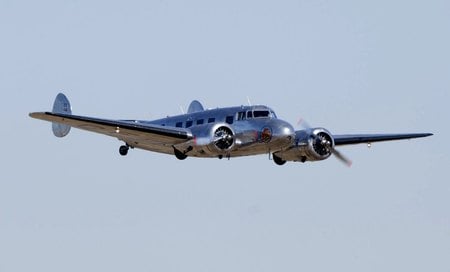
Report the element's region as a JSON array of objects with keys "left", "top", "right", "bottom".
[
  {"left": 278, "top": 128, "right": 334, "bottom": 162},
  {"left": 190, "top": 123, "right": 236, "bottom": 156},
  {"left": 296, "top": 128, "right": 334, "bottom": 161}
]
